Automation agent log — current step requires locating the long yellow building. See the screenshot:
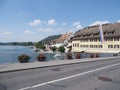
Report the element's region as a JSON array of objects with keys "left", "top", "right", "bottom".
[{"left": 72, "top": 23, "right": 120, "bottom": 53}]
